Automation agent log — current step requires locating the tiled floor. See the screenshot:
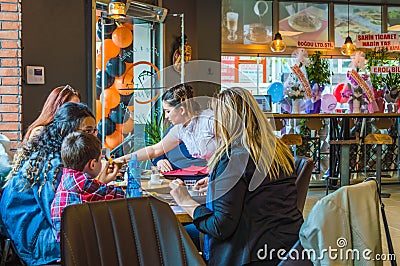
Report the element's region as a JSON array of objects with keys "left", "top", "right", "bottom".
[{"left": 304, "top": 183, "right": 400, "bottom": 265}]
